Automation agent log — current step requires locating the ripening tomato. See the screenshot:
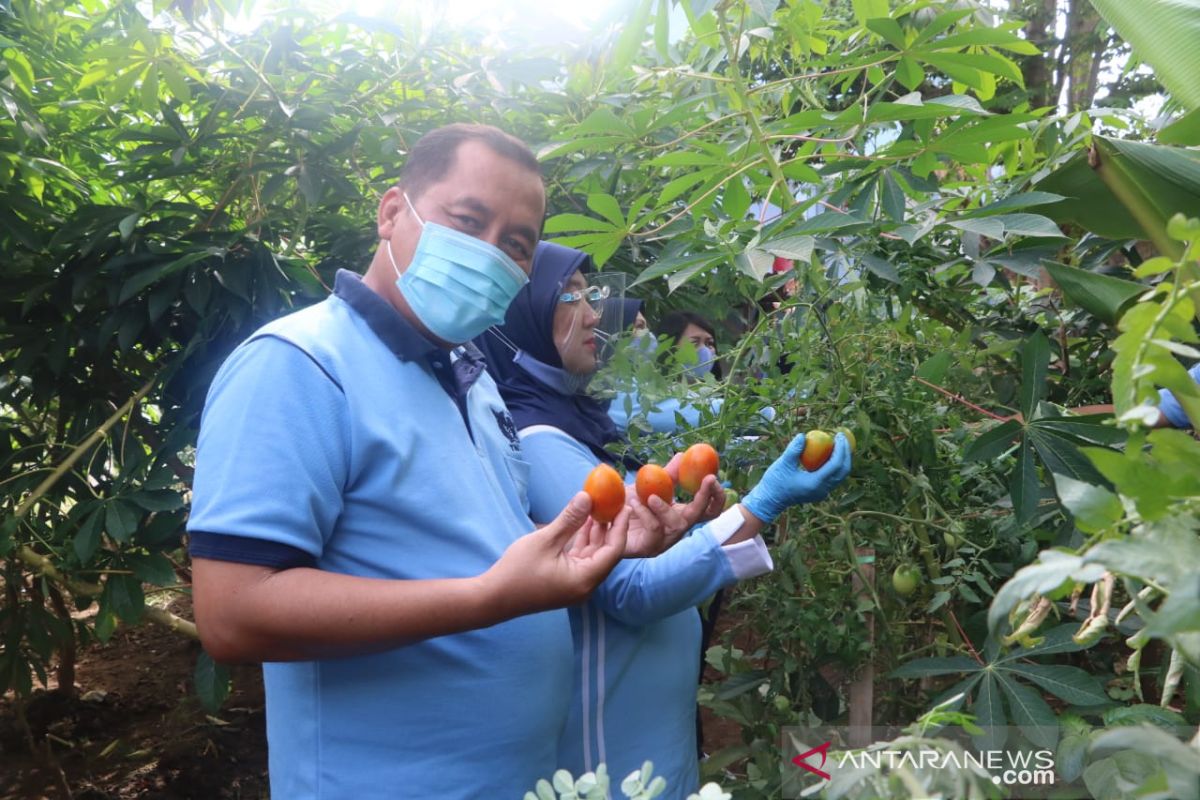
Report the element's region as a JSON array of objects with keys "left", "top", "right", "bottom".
[
  {"left": 636, "top": 464, "right": 675, "bottom": 506},
  {"left": 583, "top": 464, "right": 626, "bottom": 524},
  {"left": 678, "top": 443, "right": 720, "bottom": 494},
  {"left": 800, "top": 430, "right": 835, "bottom": 471},
  {"left": 892, "top": 565, "right": 921, "bottom": 597},
  {"left": 723, "top": 488, "right": 740, "bottom": 510},
  {"left": 835, "top": 426, "right": 857, "bottom": 454}
]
